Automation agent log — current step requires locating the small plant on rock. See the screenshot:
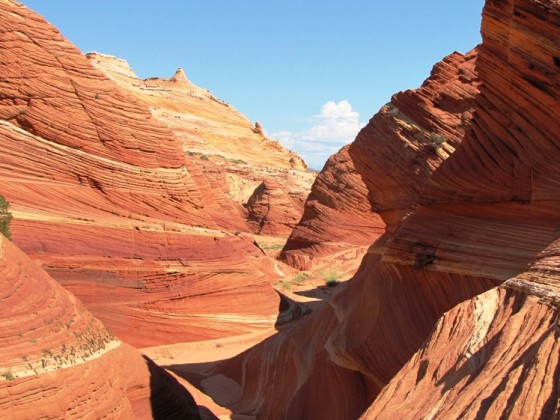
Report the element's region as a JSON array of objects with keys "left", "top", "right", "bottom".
[
  {"left": 3, "top": 372, "right": 15, "bottom": 381},
  {"left": 0, "top": 195, "right": 13, "bottom": 240},
  {"left": 293, "top": 273, "right": 308, "bottom": 286},
  {"left": 324, "top": 271, "right": 339, "bottom": 287},
  {"left": 428, "top": 132, "right": 446, "bottom": 150}
]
